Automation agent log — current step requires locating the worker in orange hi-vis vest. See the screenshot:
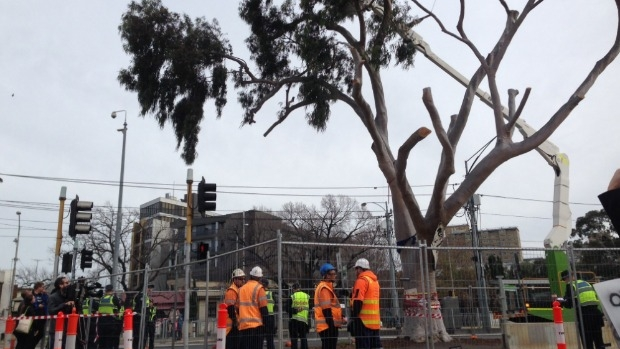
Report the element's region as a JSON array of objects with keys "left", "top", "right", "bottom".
[
  {"left": 349, "top": 258, "right": 382, "bottom": 349},
  {"left": 238, "top": 266, "right": 270, "bottom": 349},
  {"left": 314, "top": 263, "right": 344, "bottom": 349},
  {"left": 224, "top": 268, "right": 246, "bottom": 349}
]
